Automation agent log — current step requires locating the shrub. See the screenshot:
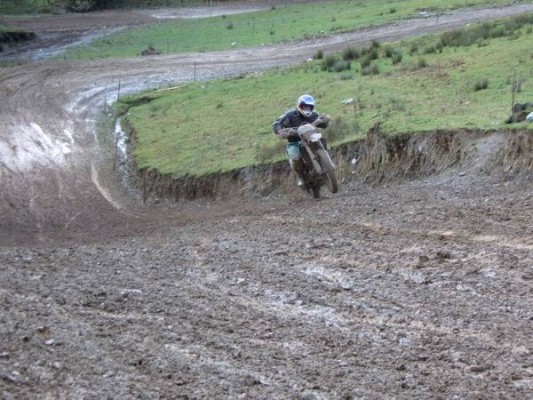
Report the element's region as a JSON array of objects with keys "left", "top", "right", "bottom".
[
  {"left": 417, "top": 58, "right": 428, "bottom": 69},
  {"left": 361, "top": 63, "right": 380, "bottom": 75},
  {"left": 314, "top": 49, "right": 324, "bottom": 59},
  {"left": 391, "top": 52, "right": 403, "bottom": 65},
  {"left": 384, "top": 47, "right": 403, "bottom": 64},
  {"left": 321, "top": 54, "right": 338, "bottom": 71},
  {"left": 473, "top": 78, "right": 489, "bottom": 91},
  {"left": 333, "top": 60, "right": 351, "bottom": 72},
  {"left": 367, "top": 47, "right": 379, "bottom": 60},
  {"left": 342, "top": 47, "right": 360, "bottom": 61},
  {"left": 384, "top": 46, "right": 394, "bottom": 58}
]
